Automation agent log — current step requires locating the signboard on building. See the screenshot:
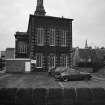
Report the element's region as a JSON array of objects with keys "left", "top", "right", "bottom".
[{"left": 31, "top": 60, "right": 36, "bottom": 64}]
